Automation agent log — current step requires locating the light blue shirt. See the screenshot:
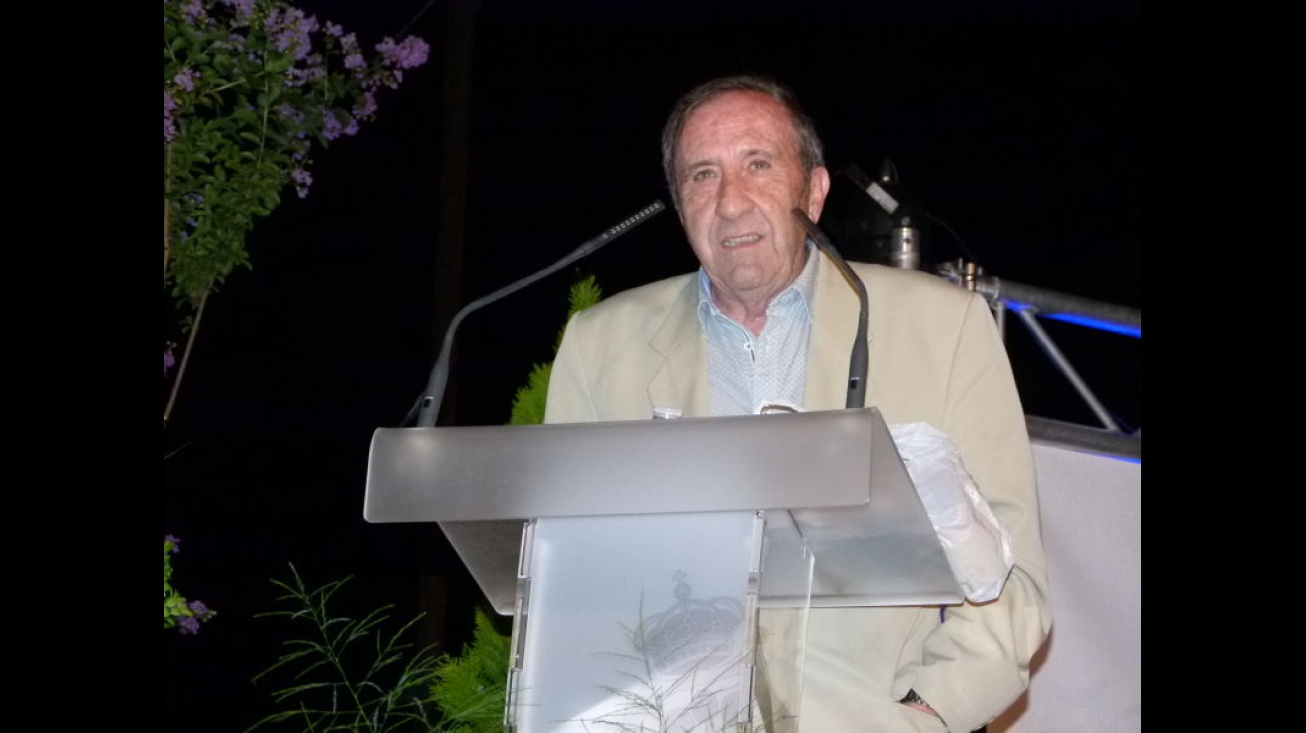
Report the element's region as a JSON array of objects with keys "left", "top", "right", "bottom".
[{"left": 697, "top": 243, "right": 818, "bottom": 416}]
